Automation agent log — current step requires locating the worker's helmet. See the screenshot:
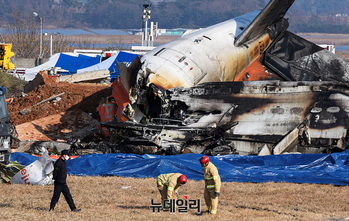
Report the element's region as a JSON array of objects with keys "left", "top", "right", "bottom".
[
  {"left": 200, "top": 156, "right": 210, "bottom": 165},
  {"left": 179, "top": 175, "right": 187, "bottom": 185}
]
